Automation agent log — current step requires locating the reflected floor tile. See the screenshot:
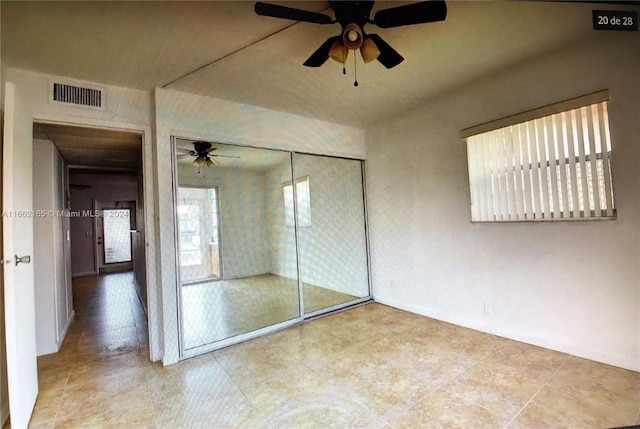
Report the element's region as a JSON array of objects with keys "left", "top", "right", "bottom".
[
  {"left": 181, "top": 274, "right": 360, "bottom": 350},
  {"left": 388, "top": 388, "right": 510, "bottom": 429}
]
